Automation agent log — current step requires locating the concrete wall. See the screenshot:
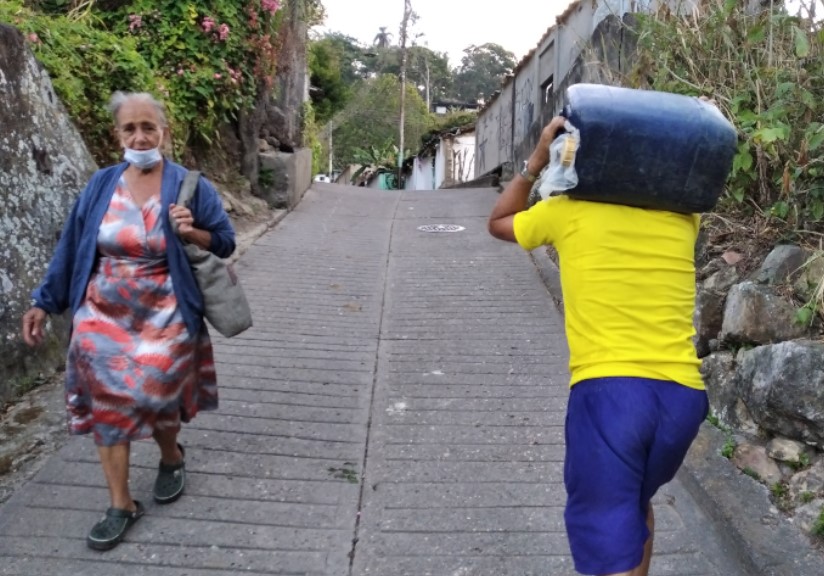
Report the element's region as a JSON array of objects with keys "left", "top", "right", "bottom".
[
  {"left": 475, "top": 0, "right": 647, "bottom": 177},
  {"left": 0, "top": 24, "right": 98, "bottom": 404},
  {"left": 434, "top": 144, "right": 446, "bottom": 190},
  {"left": 257, "top": 148, "right": 313, "bottom": 209},
  {"left": 440, "top": 133, "right": 476, "bottom": 187},
  {"left": 407, "top": 155, "right": 434, "bottom": 190},
  {"left": 475, "top": 81, "right": 514, "bottom": 176}
]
